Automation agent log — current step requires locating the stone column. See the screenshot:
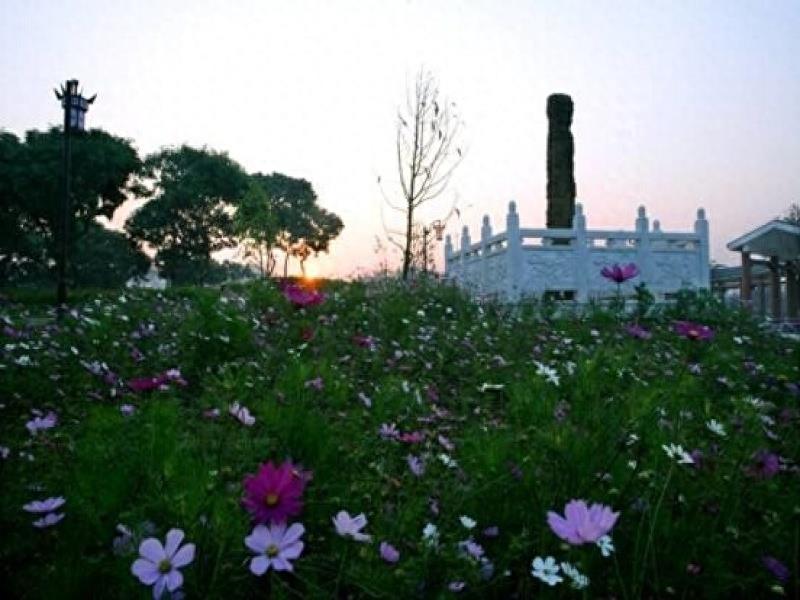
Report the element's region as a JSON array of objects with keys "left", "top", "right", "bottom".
[
  {"left": 741, "top": 252, "right": 752, "bottom": 310},
  {"left": 506, "top": 201, "right": 522, "bottom": 301},
  {"left": 694, "top": 208, "right": 710, "bottom": 289},
  {"left": 769, "top": 259, "right": 782, "bottom": 319},
  {"left": 573, "top": 203, "right": 589, "bottom": 302},
  {"left": 546, "top": 94, "right": 576, "bottom": 231},
  {"left": 786, "top": 263, "right": 799, "bottom": 319},
  {"left": 757, "top": 280, "right": 767, "bottom": 317},
  {"left": 444, "top": 234, "right": 453, "bottom": 277},
  {"left": 480, "top": 215, "right": 492, "bottom": 295}
]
